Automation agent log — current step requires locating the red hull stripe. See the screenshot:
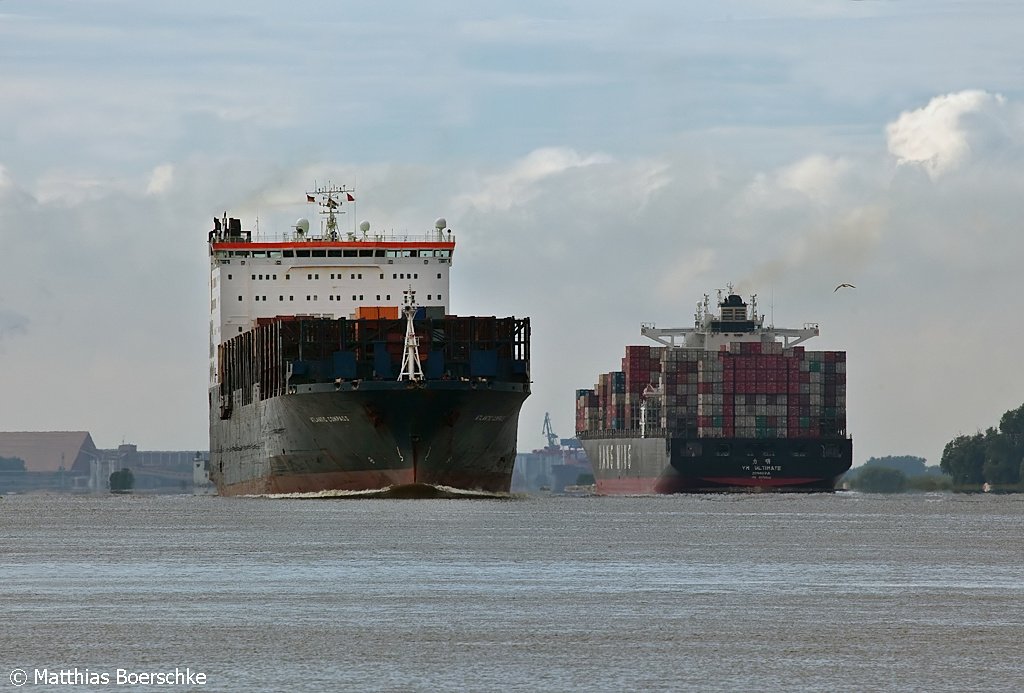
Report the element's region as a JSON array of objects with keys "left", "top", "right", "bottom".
[
  {"left": 596, "top": 476, "right": 828, "bottom": 494},
  {"left": 596, "top": 478, "right": 676, "bottom": 495},
  {"left": 710, "top": 477, "right": 824, "bottom": 487},
  {"left": 220, "top": 469, "right": 415, "bottom": 496}
]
